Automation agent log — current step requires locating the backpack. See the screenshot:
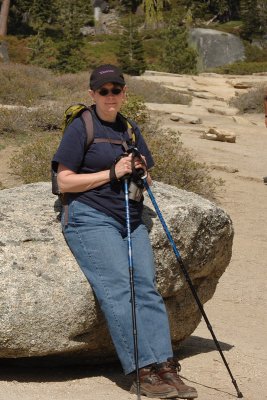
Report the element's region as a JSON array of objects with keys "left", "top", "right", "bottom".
[{"left": 51, "top": 104, "right": 136, "bottom": 196}]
